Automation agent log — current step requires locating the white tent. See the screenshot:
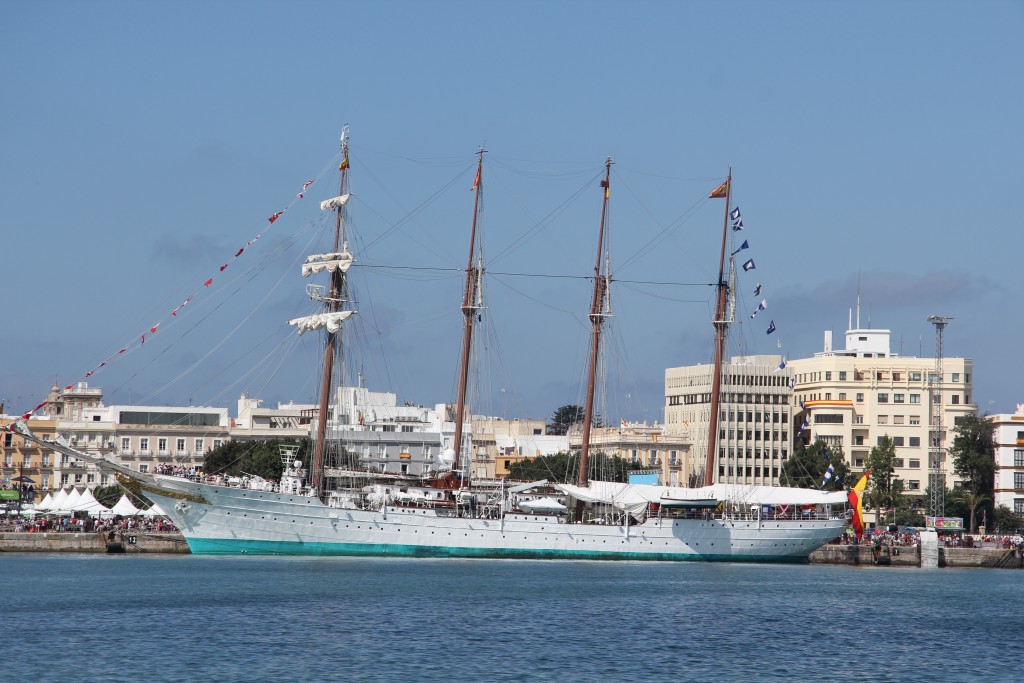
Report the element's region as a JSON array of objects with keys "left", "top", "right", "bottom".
[
  {"left": 47, "top": 487, "right": 72, "bottom": 514},
  {"left": 63, "top": 487, "right": 83, "bottom": 511},
  {"left": 33, "top": 492, "right": 54, "bottom": 512},
  {"left": 72, "top": 488, "right": 111, "bottom": 517},
  {"left": 110, "top": 494, "right": 141, "bottom": 516}
]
